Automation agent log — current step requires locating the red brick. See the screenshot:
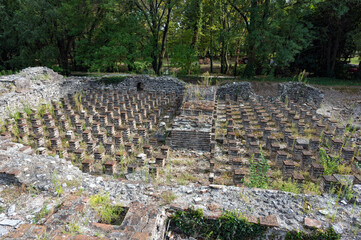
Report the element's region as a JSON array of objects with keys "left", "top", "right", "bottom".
[
  {"left": 5, "top": 223, "right": 31, "bottom": 238},
  {"left": 246, "top": 216, "right": 258, "bottom": 224},
  {"left": 74, "top": 203, "right": 85, "bottom": 212},
  {"left": 53, "top": 234, "right": 72, "bottom": 240},
  {"left": 131, "top": 232, "right": 150, "bottom": 240},
  {"left": 304, "top": 217, "right": 322, "bottom": 229},
  {"left": 92, "top": 222, "right": 114, "bottom": 232},
  {"left": 259, "top": 215, "right": 279, "bottom": 227},
  {"left": 207, "top": 203, "right": 220, "bottom": 211},
  {"left": 30, "top": 225, "right": 47, "bottom": 236}
]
